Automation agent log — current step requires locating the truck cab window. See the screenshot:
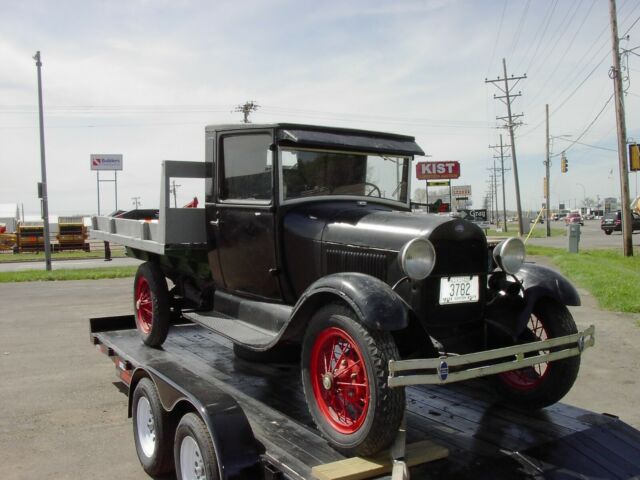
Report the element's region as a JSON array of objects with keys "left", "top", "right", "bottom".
[{"left": 220, "top": 134, "right": 272, "bottom": 202}]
